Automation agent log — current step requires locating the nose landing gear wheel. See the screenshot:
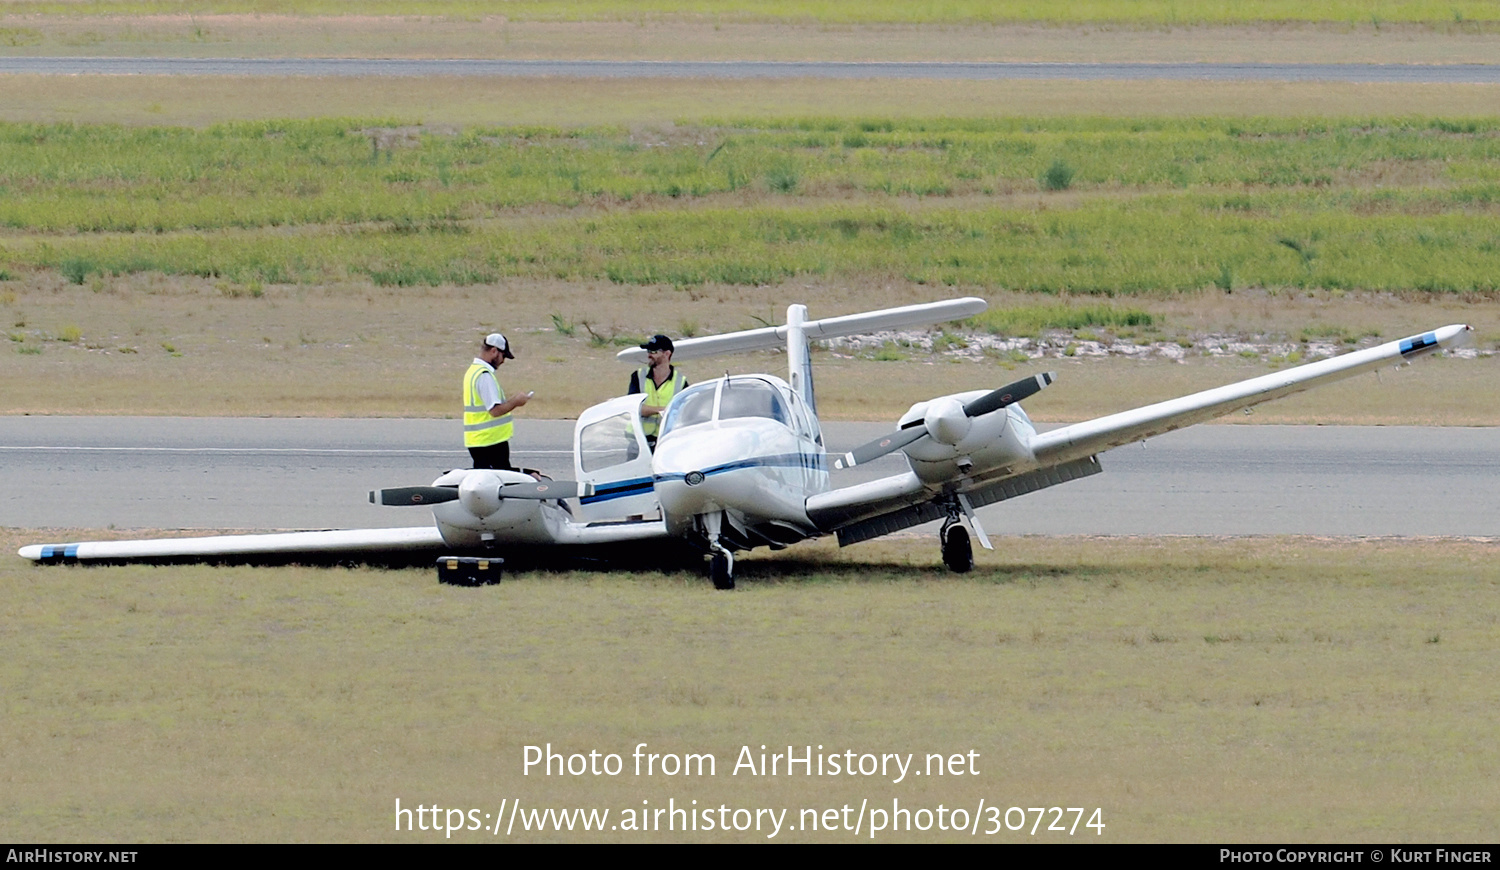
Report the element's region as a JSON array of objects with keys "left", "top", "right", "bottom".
[
  {"left": 710, "top": 552, "right": 735, "bottom": 590},
  {"left": 941, "top": 522, "right": 974, "bottom": 574}
]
